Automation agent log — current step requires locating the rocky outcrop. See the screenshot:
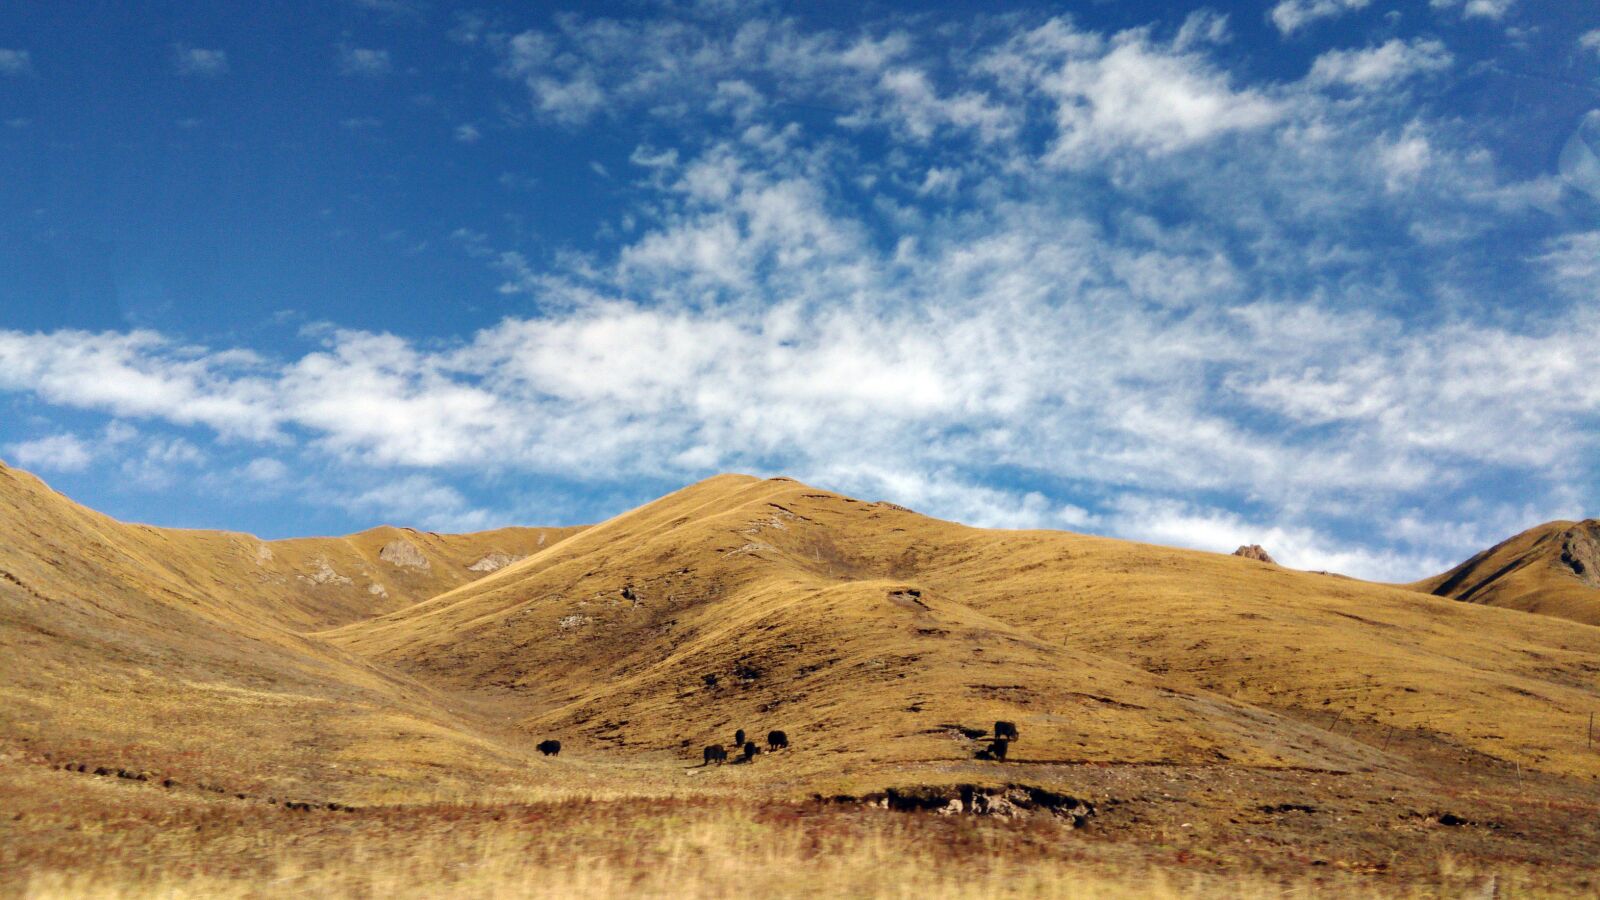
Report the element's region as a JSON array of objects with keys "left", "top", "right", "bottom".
[
  {"left": 1558, "top": 522, "right": 1600, "bottom": 587},
  {"left": 299, "top": 559, "right": 353, "bottom": 586},
  {"left": 1233, "top": 545, "right": 1276, "bottom": 565},
  {"left": 468, "top": 552, "right": 524, "bottom": 573},
  {"left": 379, "top": 539, "right": 430, "bottom": 570}
]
